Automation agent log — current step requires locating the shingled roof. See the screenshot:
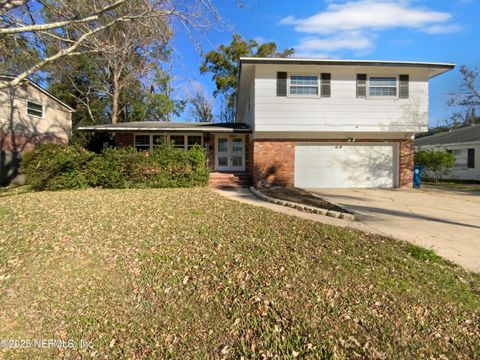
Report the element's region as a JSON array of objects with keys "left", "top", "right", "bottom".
[{"left": 415, "top": 125, "right": 480, "bottom": 146}]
